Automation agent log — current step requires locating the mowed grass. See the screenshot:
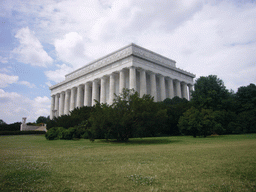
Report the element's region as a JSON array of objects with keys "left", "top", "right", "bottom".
[{"left": 0, "top": 134, "right": 255, "bottom": 192}]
